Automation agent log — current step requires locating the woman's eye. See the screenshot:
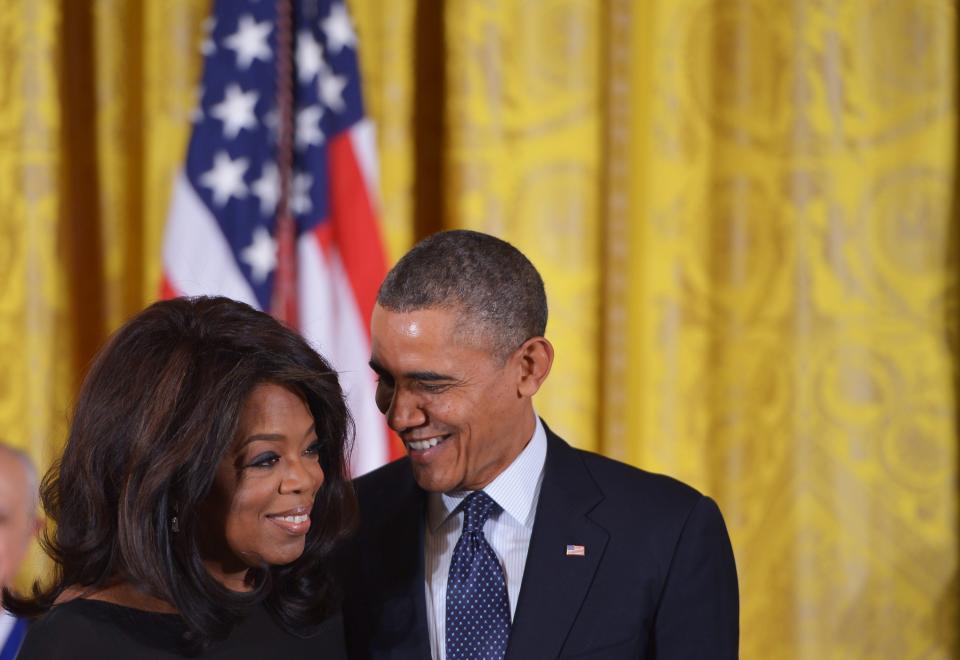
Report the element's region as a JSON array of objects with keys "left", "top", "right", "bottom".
[
  {"left": 304, "top": 441, "right": 322, "bottom": 456},
  {"left": 247, "top": 452, "right": 280, "bottom": 468}
]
